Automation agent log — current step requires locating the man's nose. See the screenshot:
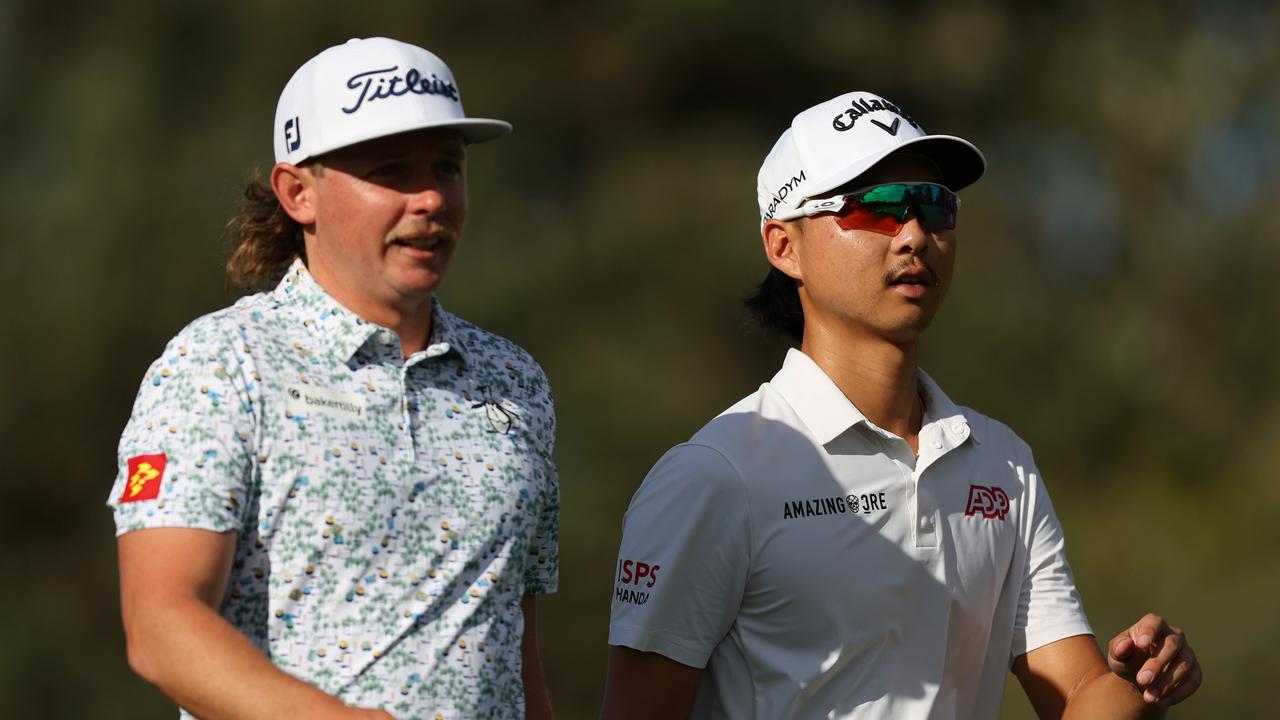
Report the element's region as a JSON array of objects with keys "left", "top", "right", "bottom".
[
  {"left": 406, "top": 184, "right": 446, "bottom": 215},
  {"left": 894, "top": 213, "right": 929, "bottom": 254}
]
